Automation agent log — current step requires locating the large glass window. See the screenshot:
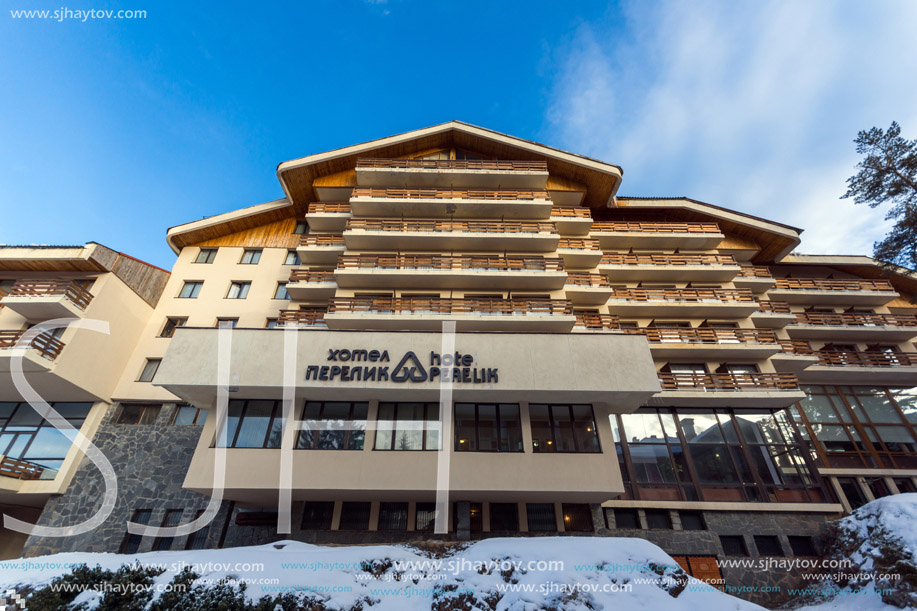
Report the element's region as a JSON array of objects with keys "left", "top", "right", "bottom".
[
  {"left": 530, "top": 404, "right": 600, "bottom": 453},
  {"left": 0, "top": 402, "right": 92, "bottom": 472},
  {"left": 454, "top": 403, "right": 523, "bottom": 452},
  {"left": 376, "top": 402, "right": 440, "bottom": 450},
  {"left": 218, "top": 400, "right": 283, "bottom": 449},
  {"left": 297, "top": 402, "right": 367, "bottom": 450}
]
